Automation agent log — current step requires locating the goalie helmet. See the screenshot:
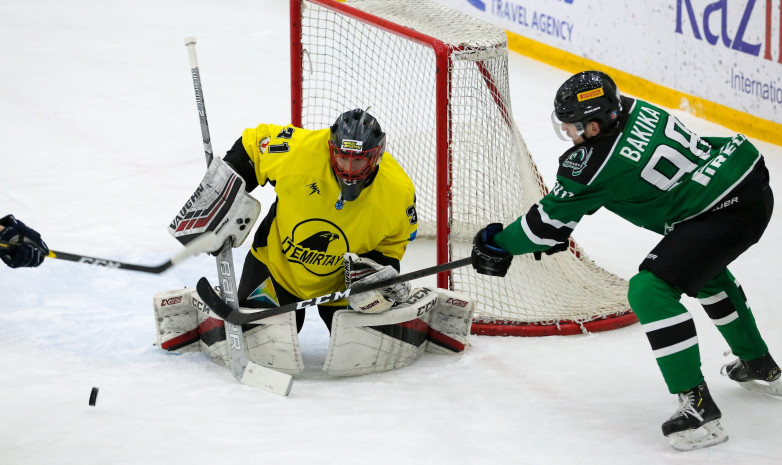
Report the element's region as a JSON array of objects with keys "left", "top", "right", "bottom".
[
  {"left": 552, "top": 71, "right": 622, "bottom": 140},
  {"left": 328, "top": 109, "right": 386, "bottom": 202}
]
